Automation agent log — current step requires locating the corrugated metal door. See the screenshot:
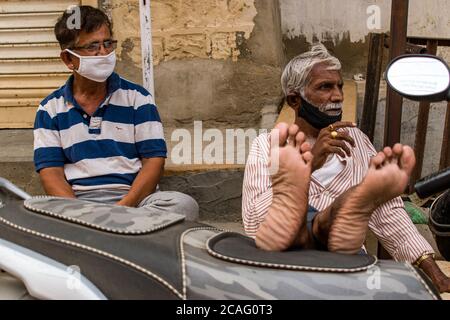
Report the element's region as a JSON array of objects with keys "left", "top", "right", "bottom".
[{"left": 0, "top": 0, "right": 97, "bottom": 128}]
